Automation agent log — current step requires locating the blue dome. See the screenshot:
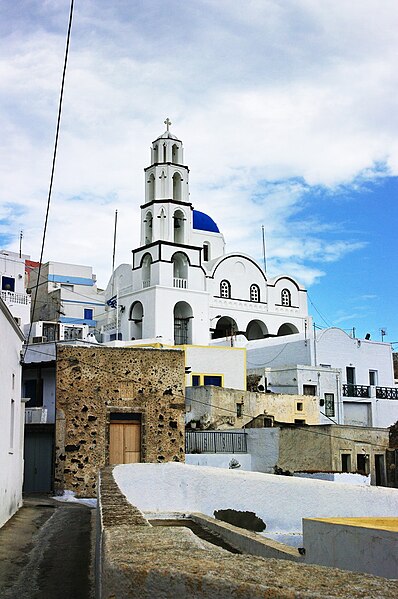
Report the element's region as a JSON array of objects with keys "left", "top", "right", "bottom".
[{"left": 193, "top": 210, "right": 220, "bottom": 233}]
